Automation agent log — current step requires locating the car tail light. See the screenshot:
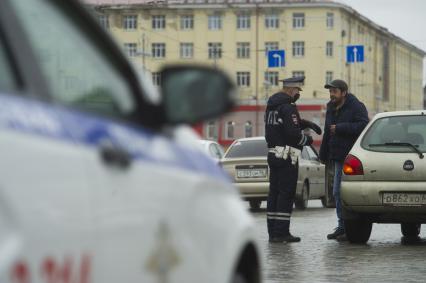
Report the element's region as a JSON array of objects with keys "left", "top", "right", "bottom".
[{"left": 343, "top": 154, "right": 364, "bottom": 175}]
